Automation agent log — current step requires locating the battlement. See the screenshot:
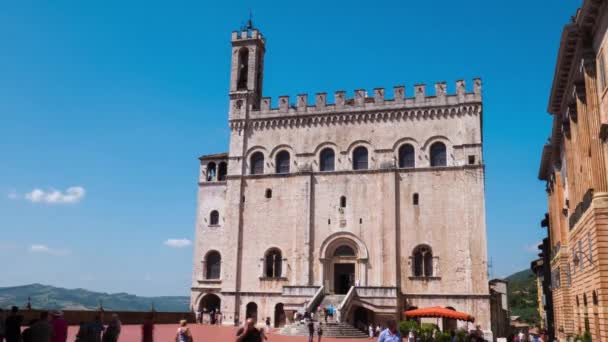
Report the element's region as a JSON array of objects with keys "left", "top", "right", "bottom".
[
  {"left": 253, "top": 79, "right": 481, "bottom": 117},
  {"left": 231, "top": 29, "right": 265, "bottom": 44}
]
